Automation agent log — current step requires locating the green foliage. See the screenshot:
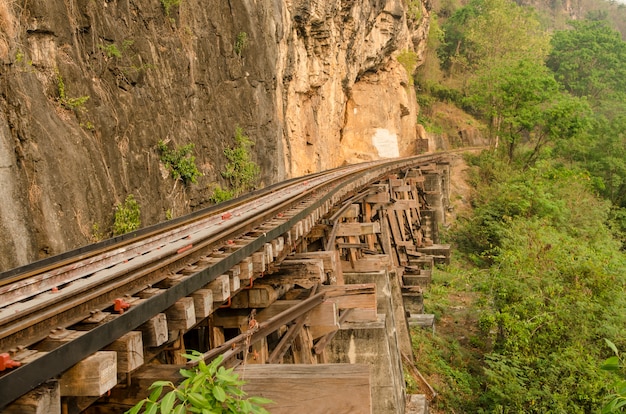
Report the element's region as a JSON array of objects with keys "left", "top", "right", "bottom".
[
  {"left": 99, "top": 40, "right": 134, "bottom": 59},
  {"left": 396, "top": 50, "right": 418, "bottom": 85},
  {"left": 406, "top": 0, "right": 423, "bottom": 21},
  {"left": 160, "top": 0, "right": 180, "bottom": 16},
  {"left": 113, "top": 194, "right": 141, "bottom": 236},
  {"left": 126, "top": 352, "right": 272, "bottom": 414},
  {"left": 56, "top": 70, "right": 90, "bottom": 111},
  {"left": 210, "top": 185, "right": 234, "bottom": 204},
  {"left": 447, "top": 154, "right": 626, "bottom": 412},
  {"left": 222, "top": 127, "right": 260, "bottom": 197},
  {"left": 157, "top": 140, "right": 202, "bottom": 185},
  {"left": 438, "top": 0, "right": 549, "bottom": 74},
  {"left": 547, "top": 20, "right": 626, "bottom": 118},
  {"left": 464, "top": 59, "right": 590, "bottom": 164},
  {"left": 601, "top": 339, "right": 626, "bottom": 413},
  {"left": 234, "top": 32, "right": 248, "bottom": 57}
]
